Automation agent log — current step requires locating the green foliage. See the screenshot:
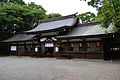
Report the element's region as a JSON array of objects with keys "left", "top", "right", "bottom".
[
  {"left": 95, "top": 0, "right": 120, "bottom": 32},
  {"left": 77, "top": 12, "right": 95, "bottom": 23},
  {"left": 28, "top": 2, "right": 46, "bottom": 12},
  {"left": 88, "top": 0, "right": 103, "bottom": 9},
  {"left": 47, "top": 13, "right": 61, "bottom": 19},
  {"left": 0, "top": 2, "right": 46, "bottom": 41},
  {"left": 0, "top": 0, "right": 8, "bottom": 3},
  {"left": 0, "top": 0, "right": 25, "bottom": 5},
  {"left": 9, "top": 0, "right": 25, "bottom": 5}
]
